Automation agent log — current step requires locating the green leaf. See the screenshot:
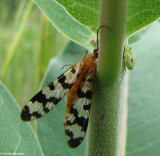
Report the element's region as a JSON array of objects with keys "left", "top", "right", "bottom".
[
  {"left": 126, "top": 22, "right": 160, "bottom": 156},
  {"left": 126, "top": 0, "right": 160, "bottom": 37},
  {"left": 37, "top": 41, "right": 87, "bottom": 156},
  {"left": 56, "top": 0, "right": 100, "bottom": 32},
  {"left": 33, "top": 0, "right": 93, "bottom": 51},
  {"left": 33, "top": 0, "right": 160, "bottom": 47},
  {"left": 0, "top": 81, "right": 44, "bottom": 155}
]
